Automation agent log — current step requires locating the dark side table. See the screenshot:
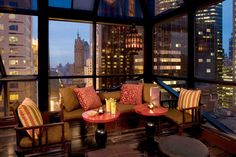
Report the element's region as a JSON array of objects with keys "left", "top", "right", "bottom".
[
  {"left": 82, "top": 110, "right": 120, "bottom": 148},
  {"left": 134, "top": 104, "right": 168, "bottom": 153}
]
